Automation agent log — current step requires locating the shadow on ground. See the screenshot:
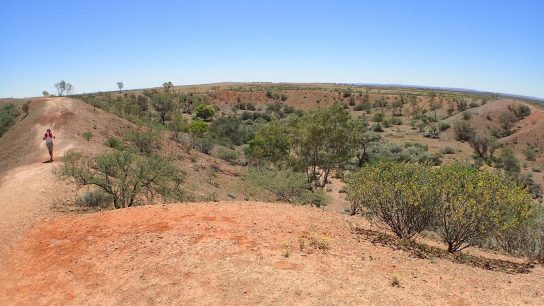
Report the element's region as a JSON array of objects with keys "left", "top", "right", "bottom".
[{"left": 352, "top": 226, "right": 536, "bottom": 274}]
